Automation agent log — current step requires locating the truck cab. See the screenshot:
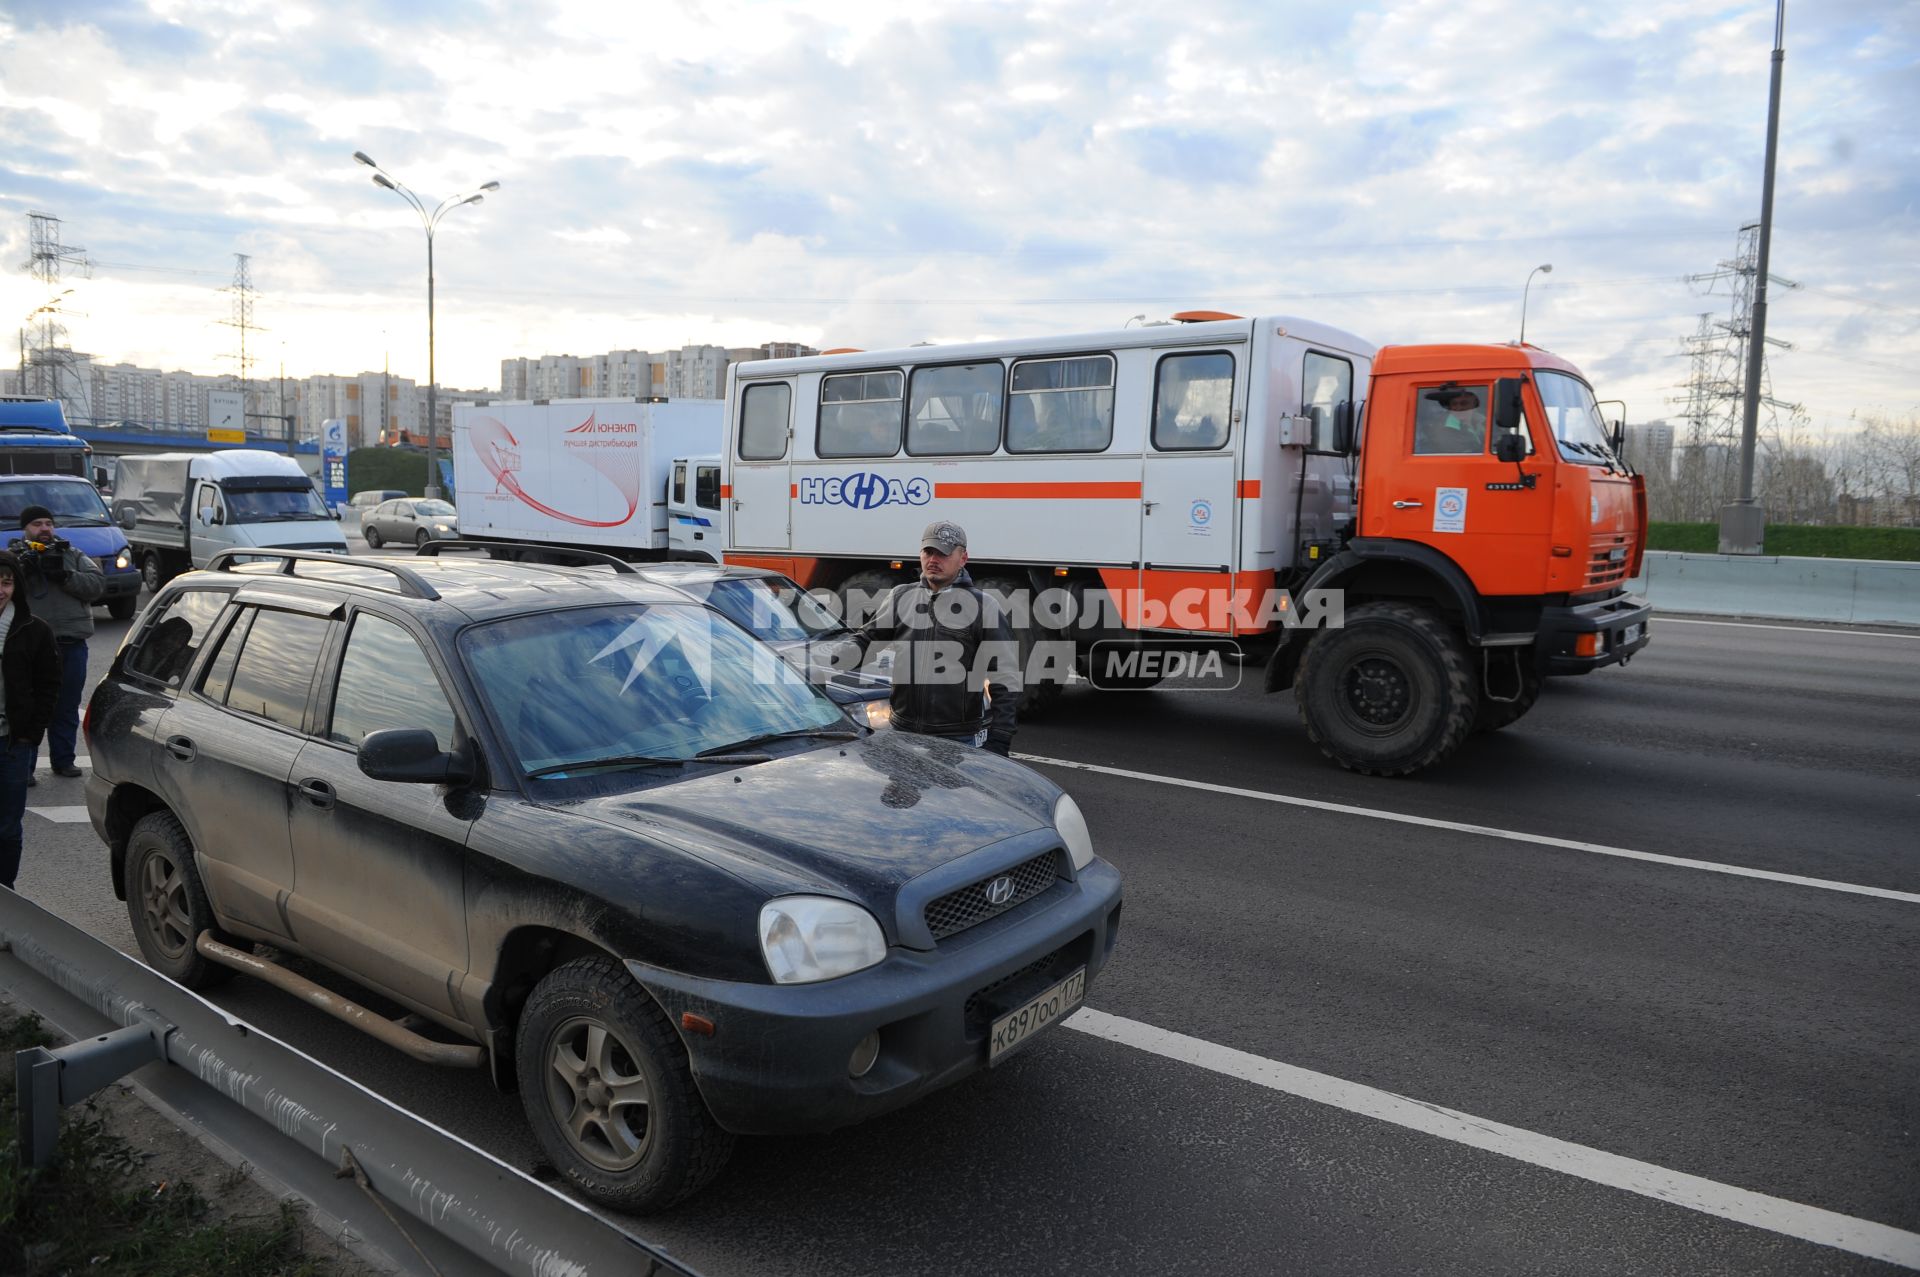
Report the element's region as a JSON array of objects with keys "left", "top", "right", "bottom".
[
  {"left": 665, "top": 455, "right": 726, "bottom": 562},
  {"left": 1355, "top": 344, "right": 1648, "bottom": 672},
  {"left": 0, "top": 396, "right": 142, "bottom": 618}
]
